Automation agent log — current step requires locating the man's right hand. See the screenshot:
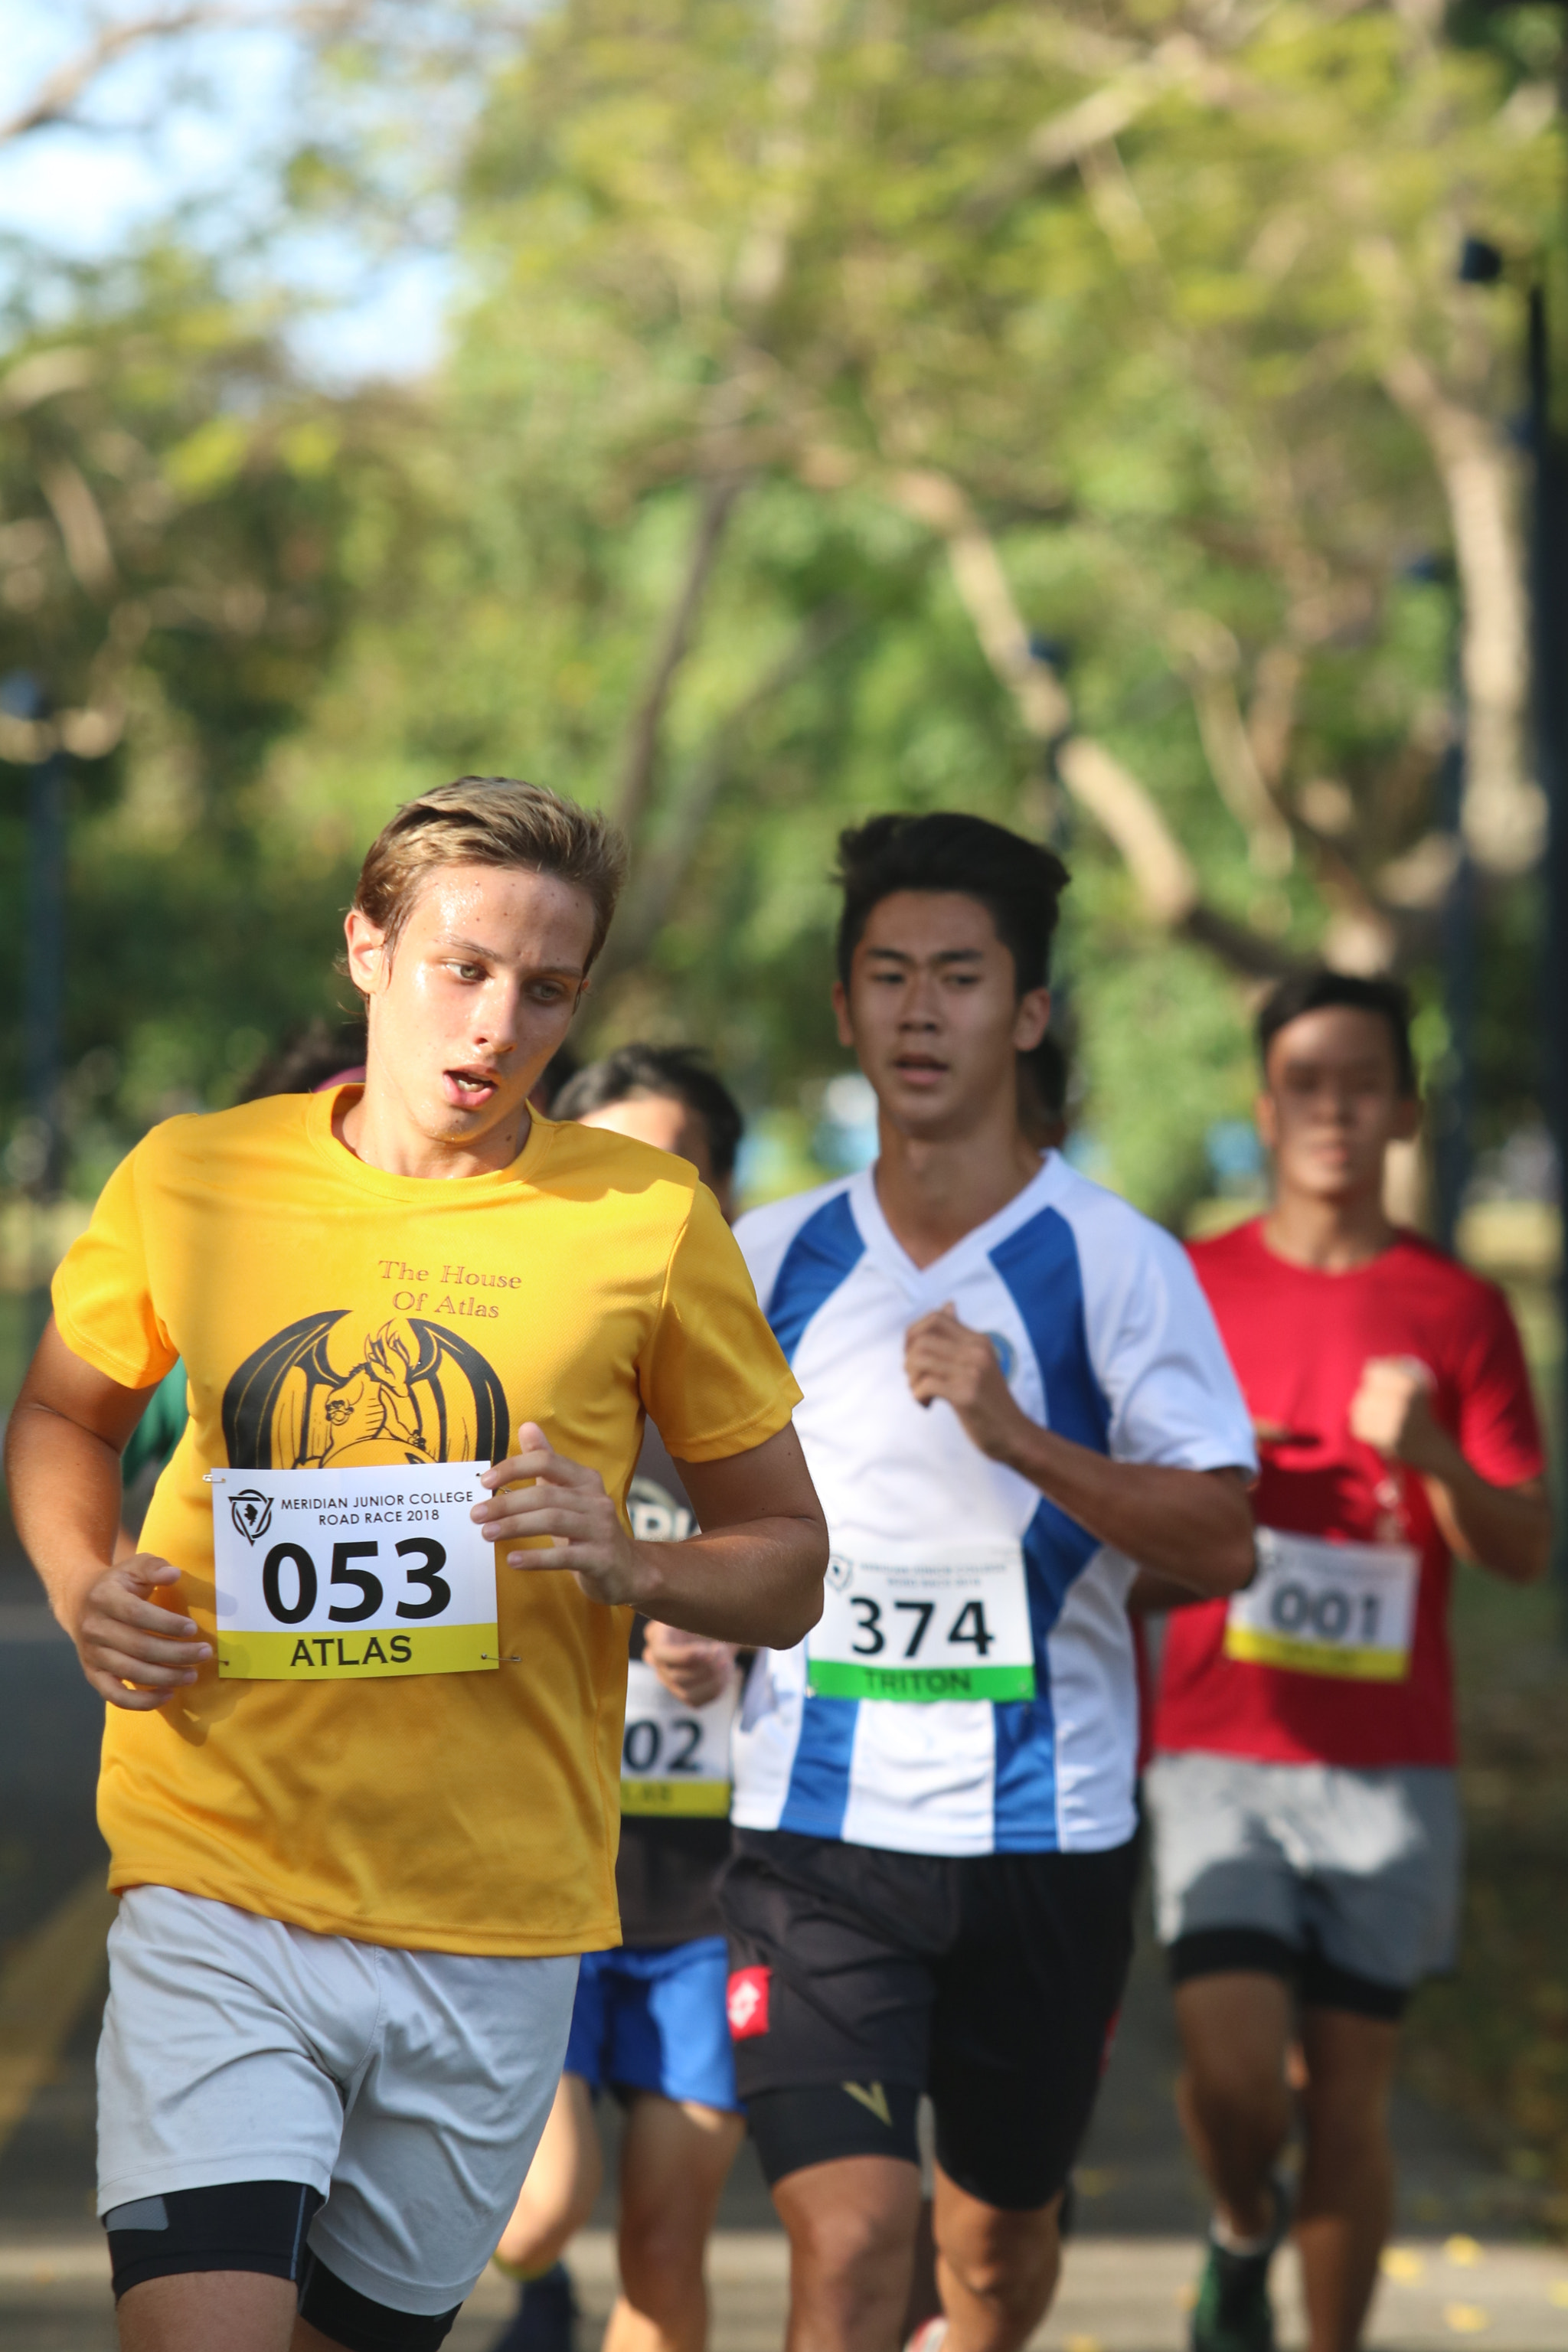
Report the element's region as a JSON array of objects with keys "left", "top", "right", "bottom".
[
  {"left": 70, "top": 1556, "right": 211, "bottom": 1710},
  {"left": 642, "top": 1619, "right": 738, "bottom": 1707}
]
